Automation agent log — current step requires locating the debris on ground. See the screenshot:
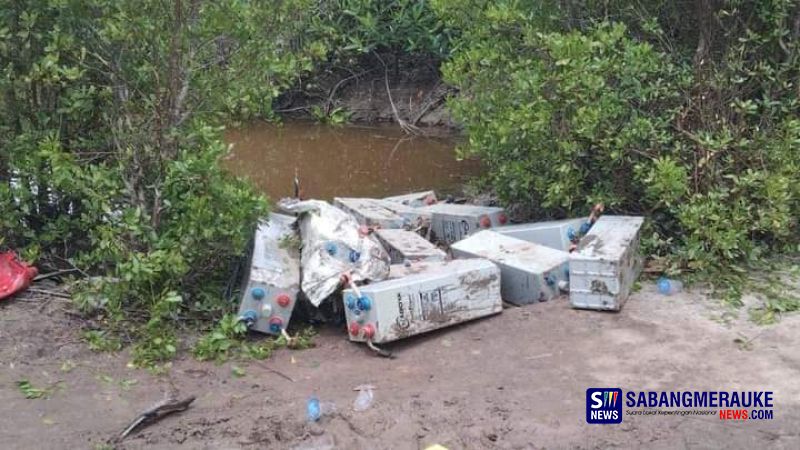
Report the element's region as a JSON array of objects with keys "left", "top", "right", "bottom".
[
  {"left": 451, "top": 230, "right": 570, "bottom": 305},
  {"left": 569, "top": 215, "right": 644, "bottom": 311},
  {"left": 278, "top": 198, "right": 390, "bottom": 306},
  {"left": 495, "top": 217, "right": 587, "bottom": 252},
  {"left": 257, "top": 191, "right": 645, "bottom": 352},
  {"left": 657, "top": 277, "right": 683, "bottom": 295},
  {"left": 352, "top": 384, "right": 375, "bottom": 412},
  {"left": 237, "top": 212, "right": 301, "bottom": 335},
  {"left": 117, "top": 395, "right": 196, "bottom": 441},
  {"left": 374, "top": 228, "right": 446, "bottom": 264},
  {"left": 343, "top": 259, "right": 502, "bottom": 344},
  {"left": 0, "top": 252, "right": 38, "bottom": 301},
  {"left": 417, "top": 202, "right": 508, "bottom": 244},
  {"left": 333, "top": 197, "right": 408, "bottom": 229}
]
